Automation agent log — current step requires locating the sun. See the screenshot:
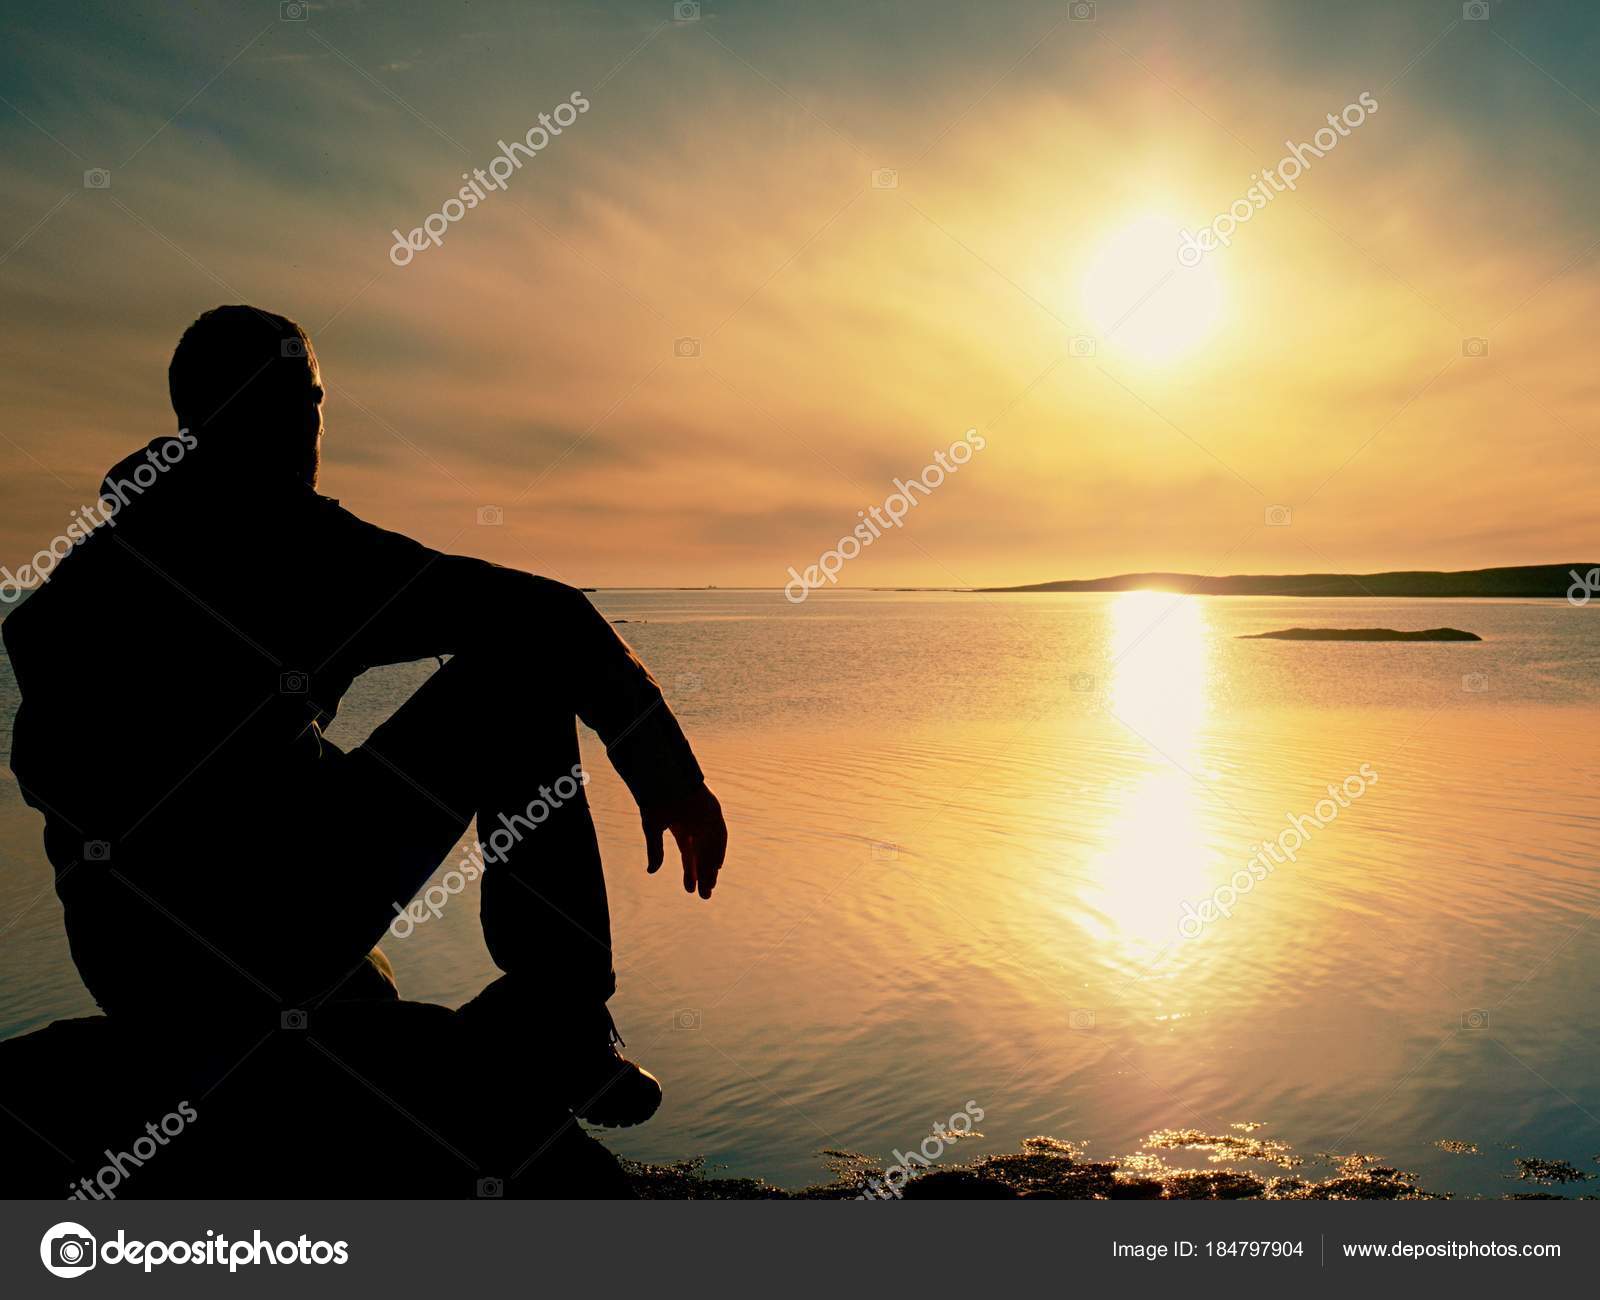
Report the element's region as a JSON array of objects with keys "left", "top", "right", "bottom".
[{"left": 1081, "top": 214, "right": 1223, "bottom": 362}]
